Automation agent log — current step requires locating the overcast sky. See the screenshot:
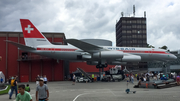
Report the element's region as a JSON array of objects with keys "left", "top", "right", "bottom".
[{"left": 0, "top": 0, "right": 179, "bottom": 50}]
